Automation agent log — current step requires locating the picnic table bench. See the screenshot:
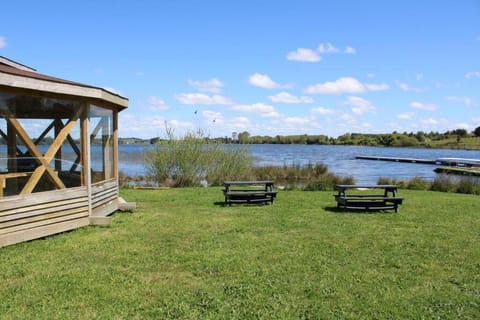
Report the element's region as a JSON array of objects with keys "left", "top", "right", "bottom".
[
  {"left": 223, "top": 180, "right": 277, "bottom": 205},
  {"left": 334, "top": 184, "right": 403, "bottom": 213}
]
